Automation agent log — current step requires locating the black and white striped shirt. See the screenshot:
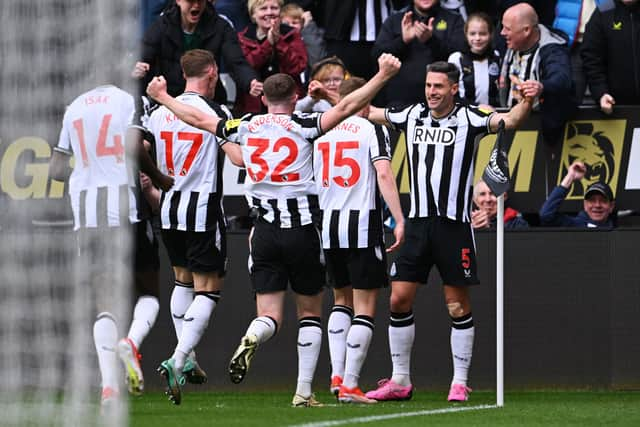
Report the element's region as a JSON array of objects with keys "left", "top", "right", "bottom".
[
  {"left": 55, "top": 85, "right": 139, "bottom": 230},
  {"left": 385, "top": 102, "right": 493, "bottom": 222},
  {"left": 350, "top": 0, "right": 393, "bottom": 42},
  {"left": 314, "top": 116, "right": 391, "bottom": 248},
  {"left": 146, "top": 92, "right": 232, "bottom": 233},
  {"left": 218, "top": 112, "right": 322, "bottom": 228}
]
